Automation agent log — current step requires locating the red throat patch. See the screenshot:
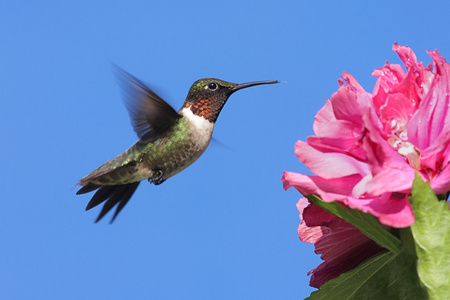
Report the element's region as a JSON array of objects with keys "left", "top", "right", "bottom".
[{"left": 186, "top": 99, "right": 222, "bottom": 123}]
